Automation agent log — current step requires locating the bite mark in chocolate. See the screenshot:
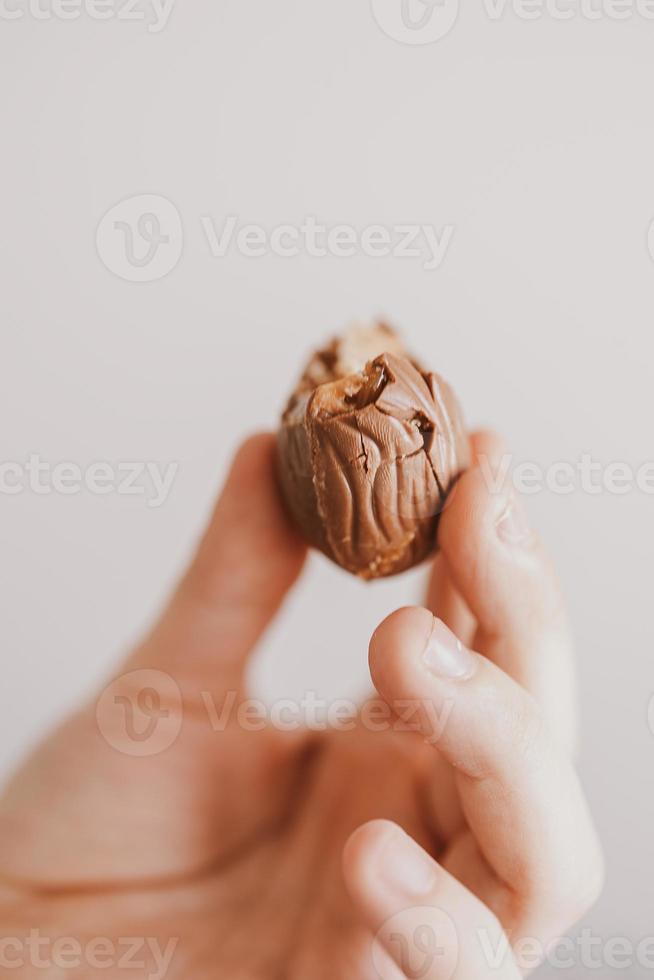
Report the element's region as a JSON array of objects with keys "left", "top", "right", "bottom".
[{"left": 277, "top": 323, "right": 470, "bottom": 580}]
